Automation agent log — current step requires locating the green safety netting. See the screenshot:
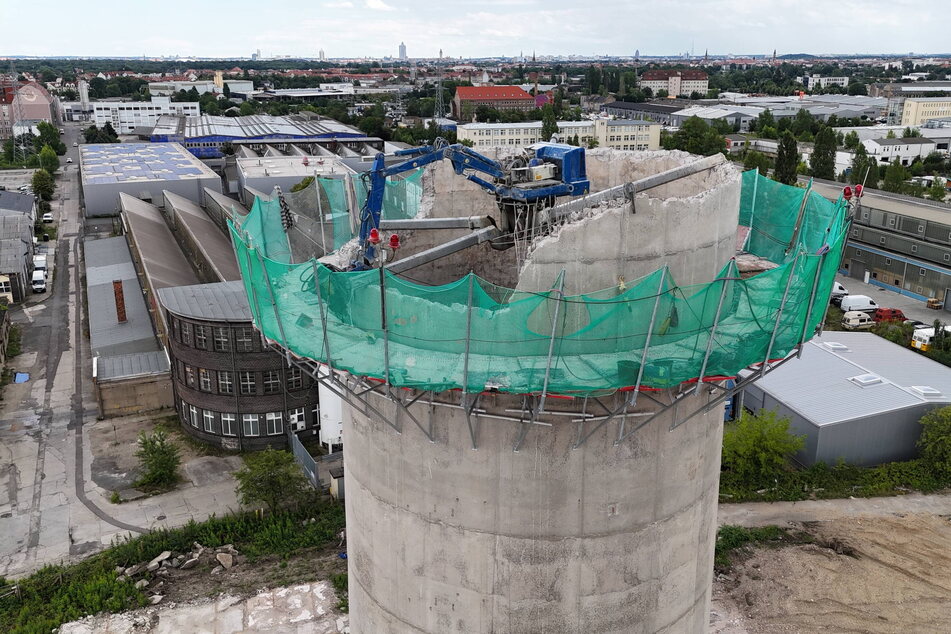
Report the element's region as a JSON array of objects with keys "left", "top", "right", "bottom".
[
  {"left": 228, "top": 170, "right": 848, "bottom": 394},
  {"left": 282, "top": 177, "right": 354, "bottom": 254},
  {"left": 352, "top": 169, "right": 424, "bottom": 221}
]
